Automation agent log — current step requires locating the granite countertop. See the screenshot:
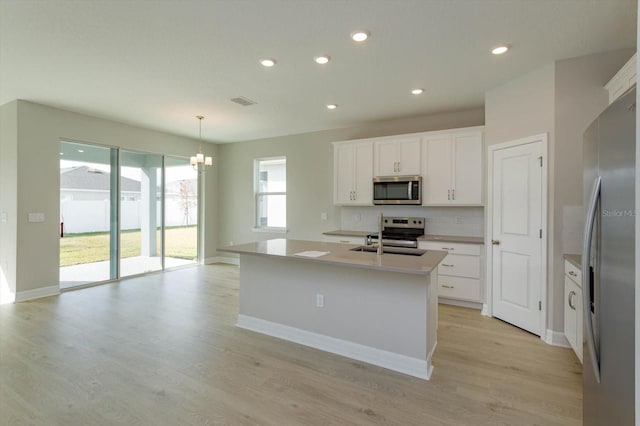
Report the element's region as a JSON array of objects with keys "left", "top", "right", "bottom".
[
  {"left": 564, "top": 254, "right": 582, "bottom": 268},
  {"left": 219, "top": 238, "right": 448, "bottom": 276},
  {"left": 418, "top": 234, "right": 484, "bottom": 245}
]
